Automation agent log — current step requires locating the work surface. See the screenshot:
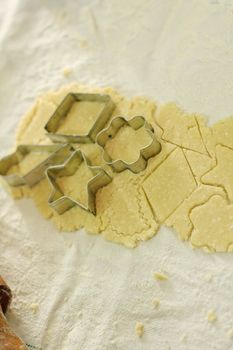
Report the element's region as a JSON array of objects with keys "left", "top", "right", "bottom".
[{"left": 1, "top": 1, "right": 233, "bottom": 349}]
